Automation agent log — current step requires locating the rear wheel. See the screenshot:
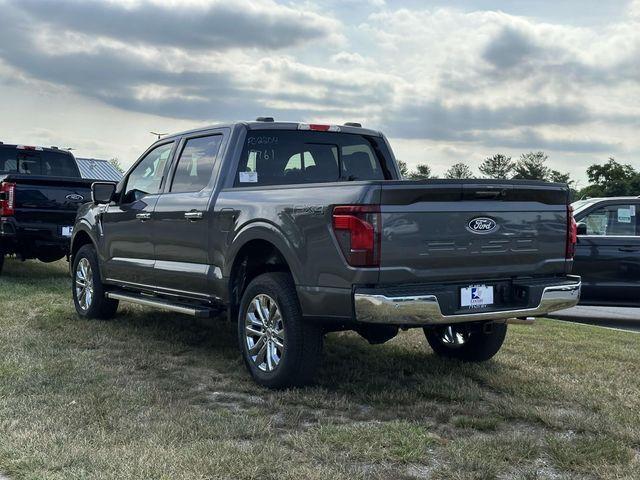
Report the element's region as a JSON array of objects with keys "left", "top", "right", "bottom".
[
  {"left": 72, "top": 245, "right": 118, "bottom": 319},
  {"left": 424, "top": 322, "right": 507, "bottom": 362},
  {"left": 238, "top": 272, "right": 323, "bottom": 389}
]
